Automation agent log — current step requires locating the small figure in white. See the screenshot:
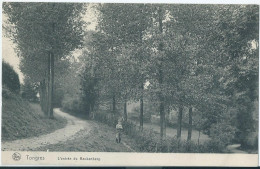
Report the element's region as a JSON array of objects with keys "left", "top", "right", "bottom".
[{"left": 116, "top": 119, "right": 123, "bottom": 143}]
